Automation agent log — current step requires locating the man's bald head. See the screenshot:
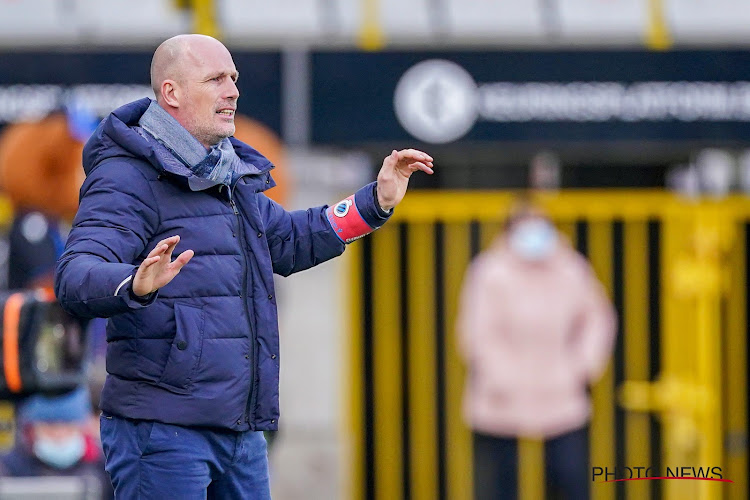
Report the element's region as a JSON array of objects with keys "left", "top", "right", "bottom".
[
  {"left": 149, "top": 34, "right": 240, "bottom": 147},
  {"left": 150, "top": 35, "right": 188, "bottom": 98},
  {"left": 150, "top": 34, "right": 231, "bottom": 102}
]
